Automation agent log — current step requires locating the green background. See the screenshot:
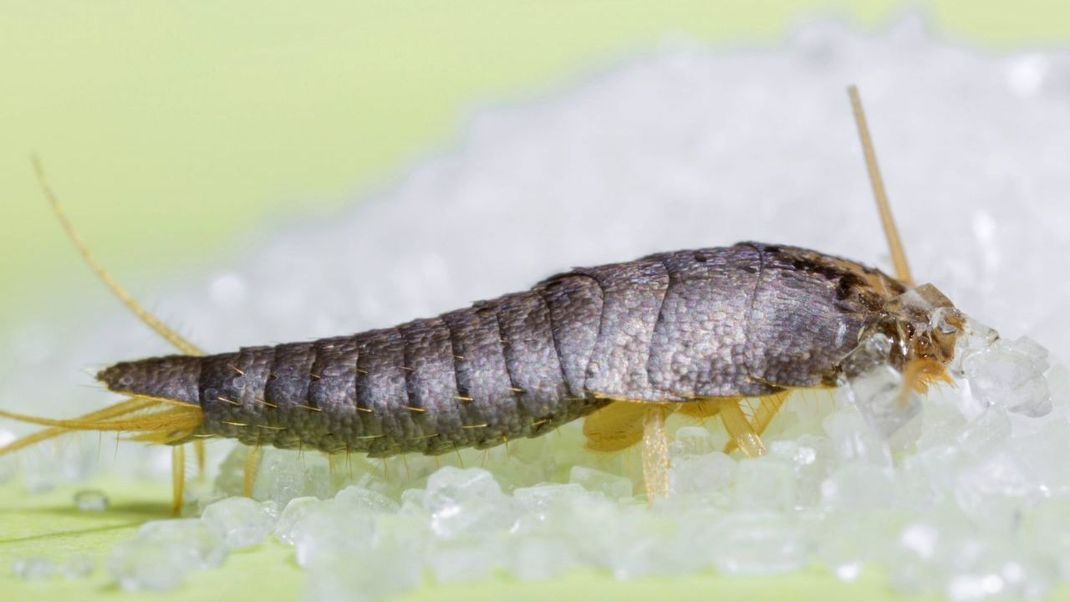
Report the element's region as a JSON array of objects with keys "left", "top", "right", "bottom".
[{"left": 1, "top": 1, "right": 1069, "bottom": 600}]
